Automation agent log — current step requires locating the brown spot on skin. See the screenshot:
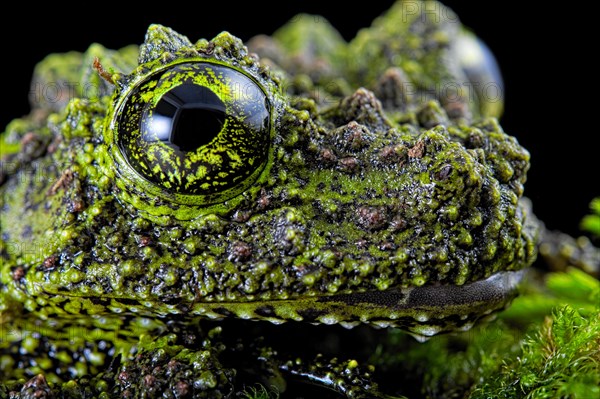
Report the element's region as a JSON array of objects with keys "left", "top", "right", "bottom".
[
  {"left": 339, "top": 88, "right": 388, "bottom": 127},
  {"left": 468, "top": 130, "right": 485, "bottom": 148},
  {"left": 48, "top": 169, "right": 73, "bottom": 196},
  {"left": 229, "top": 241, "right": 252, "bottom": 262},
  {"left": 379, "top": 144, "right": 407, "bottom": 164},
  {"left": 138, "top": 236, "right": 152, "bottom": 247},
  {"left": 257, "top": 188, "right": 270, "bottom": 210},
  {"left": 339, "top": 157, "right": 359, "bottom": 173},
  {"left": 443, "top": 99, "right": 471, "bottom": 120},
  {"left": 292, "top": 263, "right": 309, "bottom": 275},
  {"left": 332, "top": 121, "right": 372, "bottom": 153},
  {"left": 390, "top": 216, "right": 407, "bottom": 232},
  {"left": 20, "top": 132, "right": 39, "bottom": 146},
  {"left": 19, "top": 132, "right": 47, "bottom": 159},
  {"left": 379, "top": 145, "right": 395, "bottom": 159},
  {"left": 69, "top": 199, "right": 85, "bottom": 213},
  {"left": 12, "top": 266, "right": 24, "bottom": 281},
  {"left": 357, "top": 206, "right": 388, "bottom": 230},
  {"left": 232, "top": 210, "right": 252, "bottom": 223},
  {"left": 144, "top": 374, "right": 156, "bottom": 387},
  {"left": 118, "top": 371, "right": 130, "bottom": 383},
  {"left": 345, "top": 121, "right": 368, "bottom": 149},
  {"left": 319, "top": 147, "right": 337, "bottom": 163},
  {"left": 175, "top": 380, "right": 190, "bottom": 397},
  {"left": 380, "top": 241, "right": 396, "bottom": 251},
  {"left": 408, "top": 140, "right": 425, "bottom": 159},
  {"left": 356, "top": 239, "right": 368, "bottom": 249},
  {"left": 200, "top": 41, "right": 216, "bottom": 55},
  {"left": 434, "top": 165, "right": 453, "bottom": 181},
  {"left": 47, "top": 135, "right": 62, "bottom": 154},
  {"left": 167, "top": 359, "right": 180, "bottom": 371},
  {"left": 374, "top": 67, "right": 411, "bottom": 110},
  {"left": 43, "top": 255, "right": 58, "bottom": 269}
]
